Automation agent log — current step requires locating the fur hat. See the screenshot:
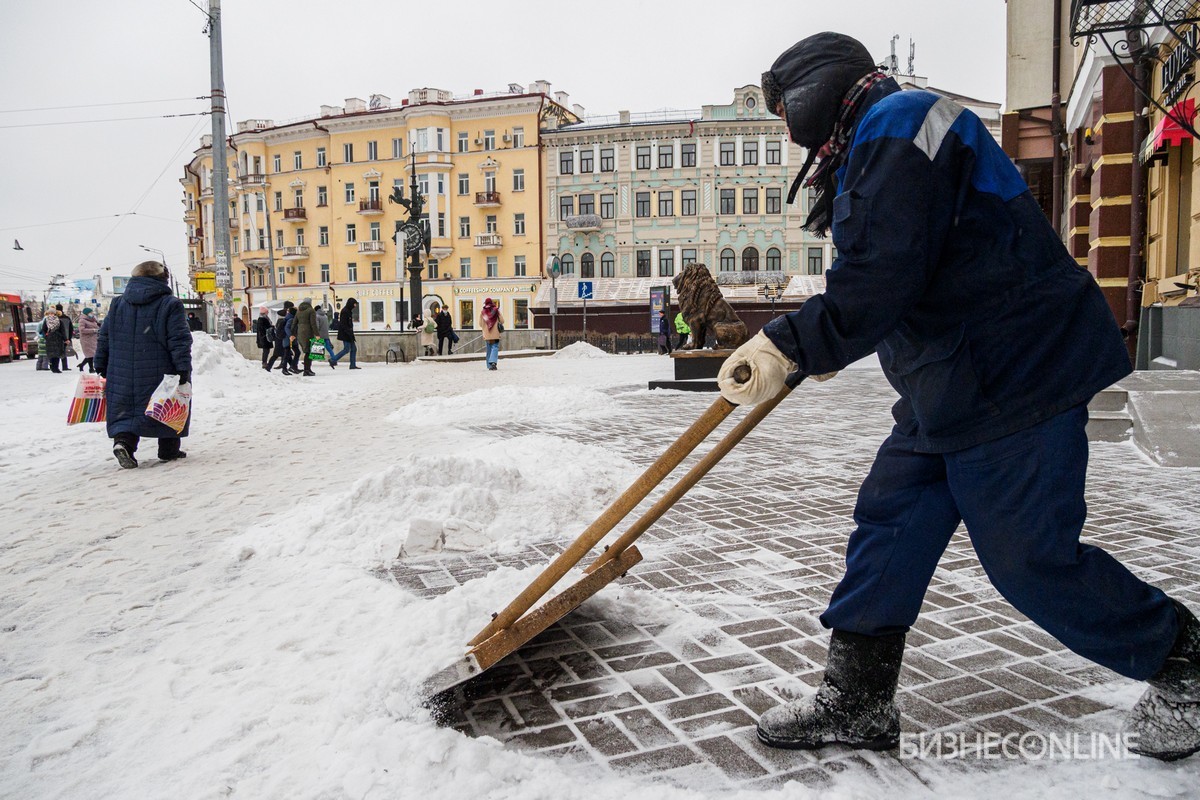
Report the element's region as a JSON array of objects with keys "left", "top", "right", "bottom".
[{"left": 132, "top": 260, "right": 167, "bottom": 279}]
